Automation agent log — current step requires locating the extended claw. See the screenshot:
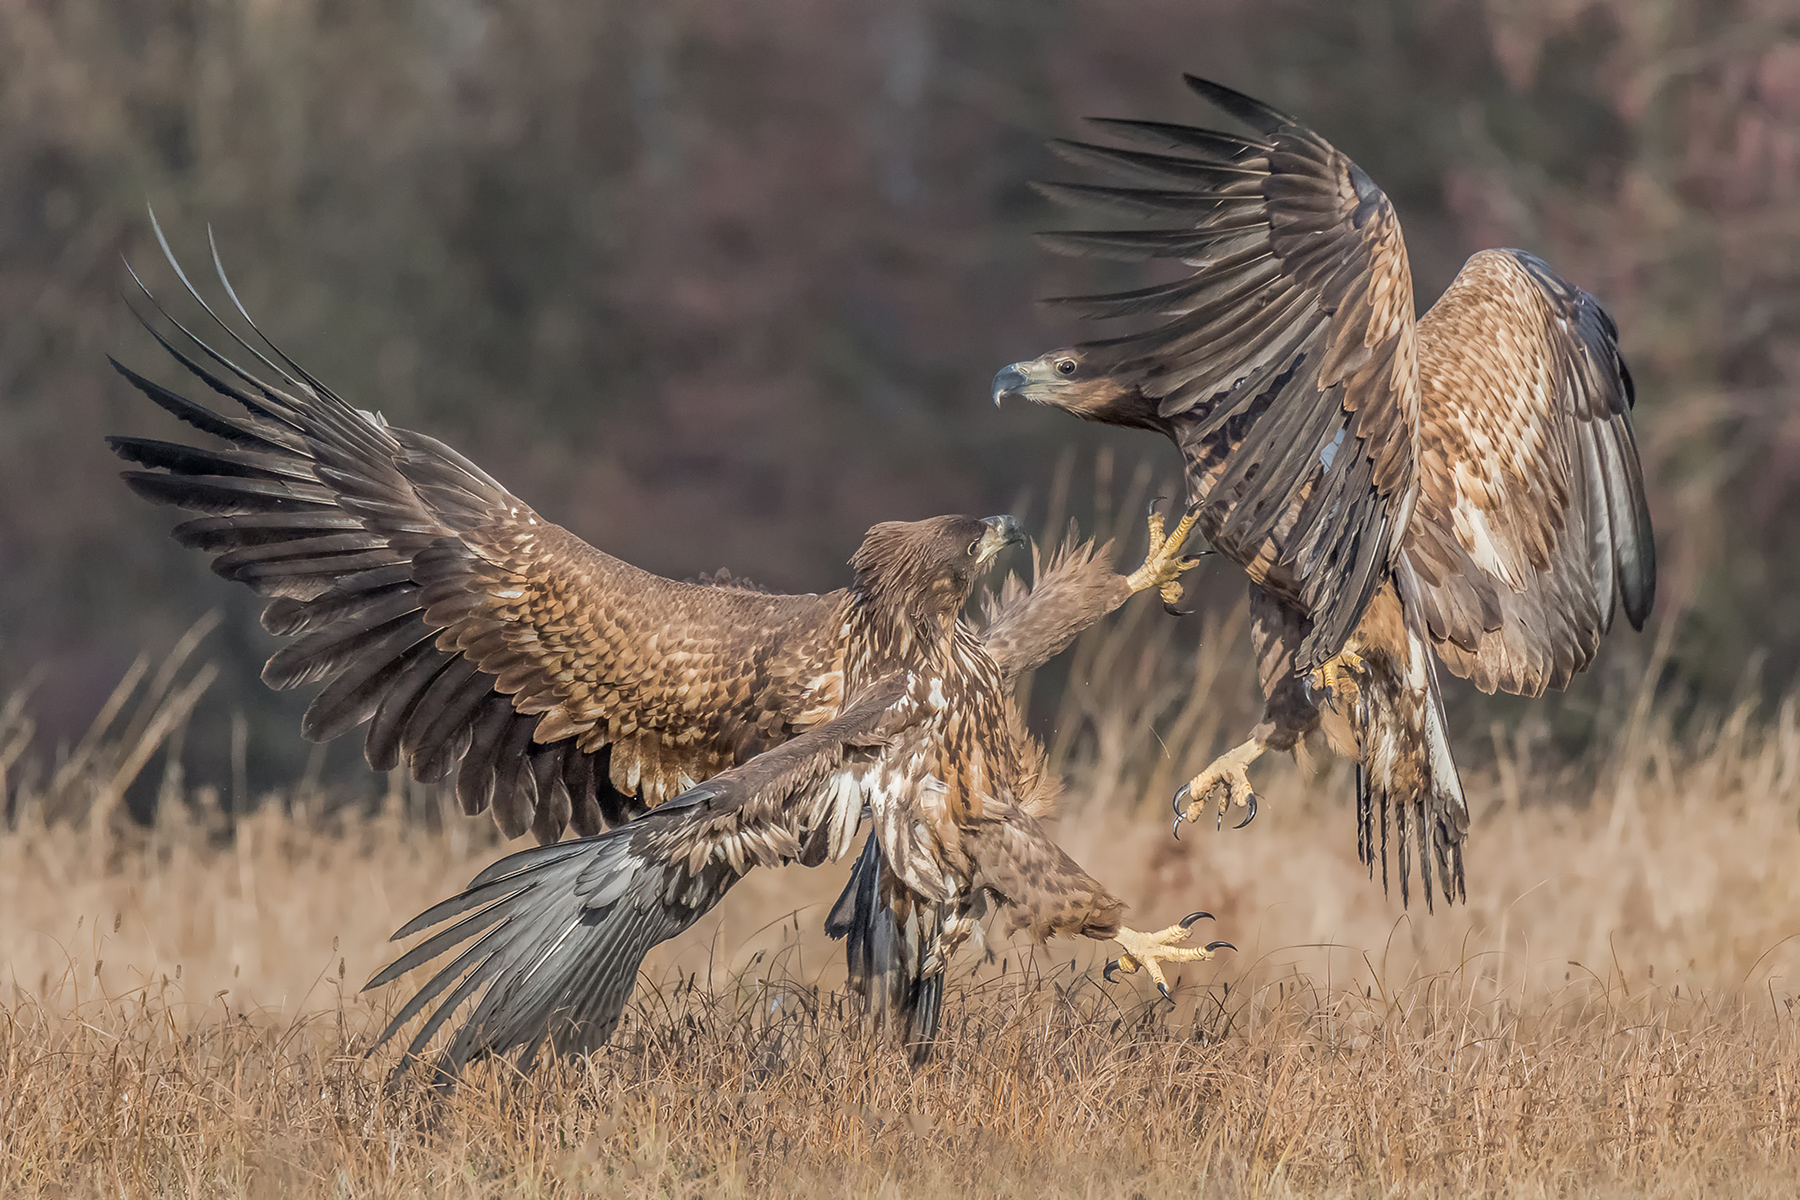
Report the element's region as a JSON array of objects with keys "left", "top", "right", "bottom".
[
  {"left": 1128, "top": 501, "right": 1207, "bottom": 611},
  {"left": 1307, "top": 647, "right": 1371, "bottom": 708},
  {"left": 1215, "top": 790, "right": 1259, "bottom": 832},
  {"left": 1106, "top": 919, "right": 1234, "bottom": 1001},
  {"left": 1234, "top": 792, "right": 1258, "bottom": 830},
  {"left": 1172, "top": 736, "right": 1266, "bottom": 836}
]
